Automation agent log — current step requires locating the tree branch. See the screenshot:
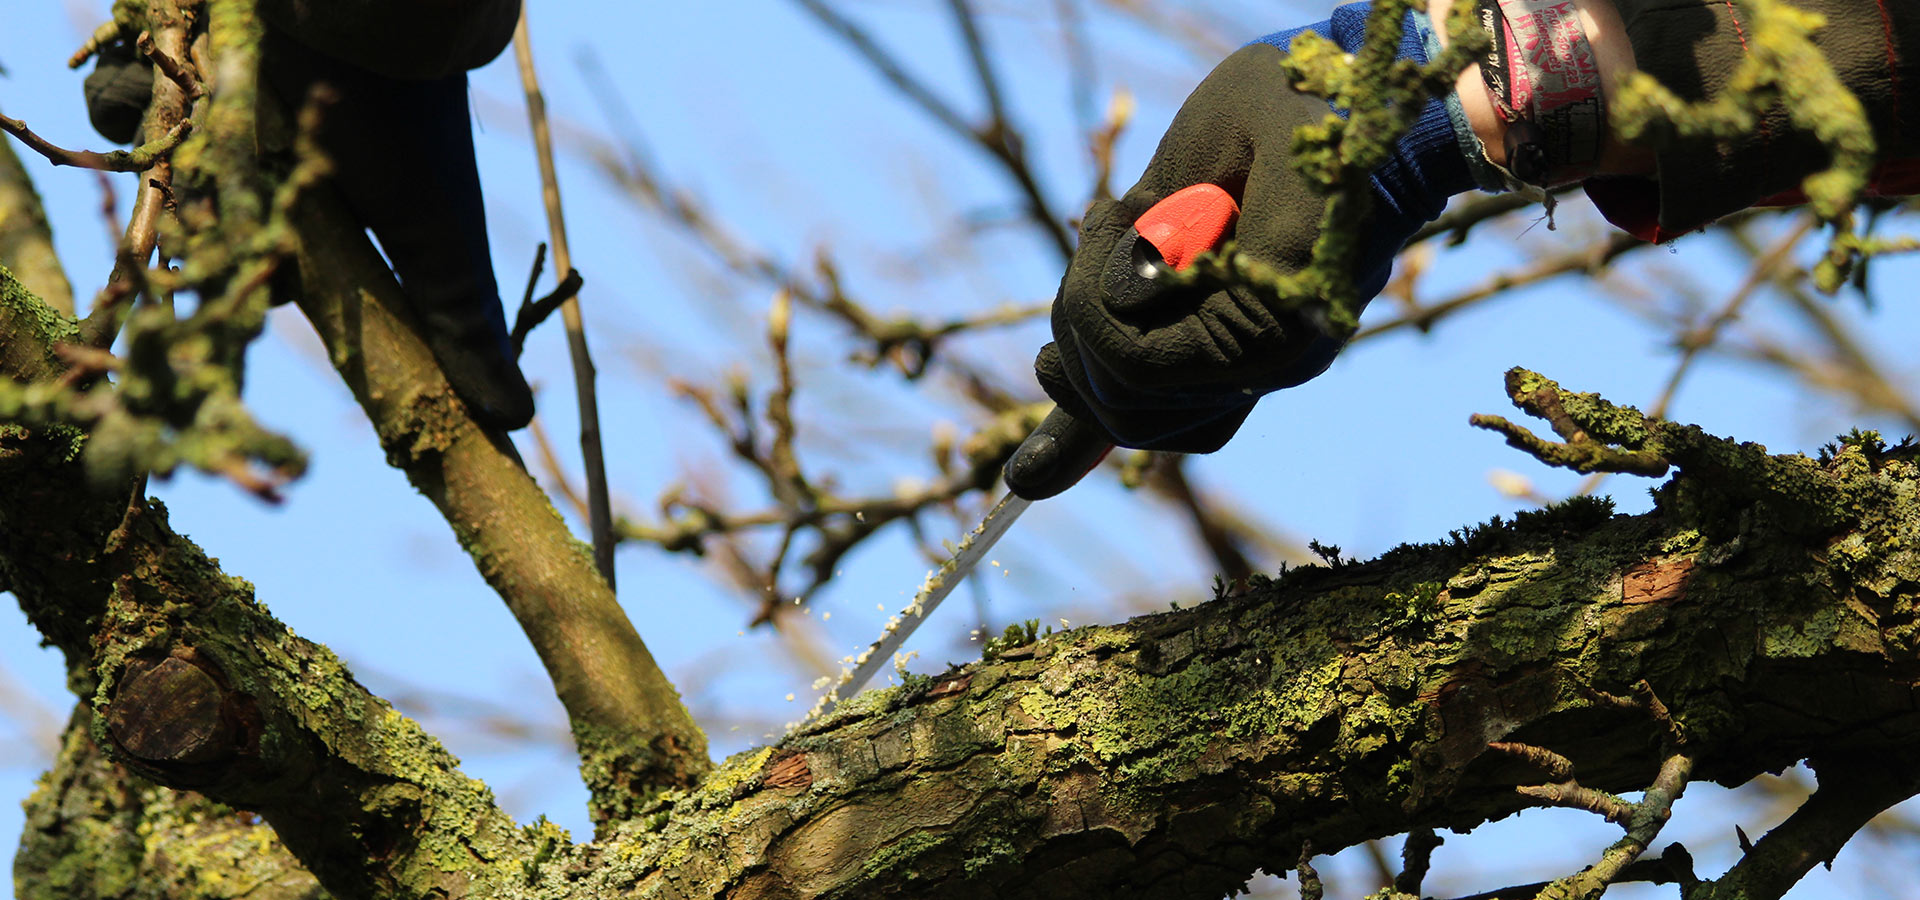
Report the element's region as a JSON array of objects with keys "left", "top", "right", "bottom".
[
  {"left": 15, "top": 704, "right": 325, "bottom": 900},
  {"left": 0, "top": 379, "right": 523, "bottom": 899},
  {"left": 468, "top": 400, "right": 1920, "bottom": 897},
  {"left": 1687, "top": 757, "right": 1920, "bottom": 900},
  {"left": 285, "top": 171, "right": 709, "bottom": 822},
  {"left": 512, "top": 5, "right": 618, "bottom": 592},
  {"left": 0, "top": 112, "right": 189, "bottom": 172}
]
